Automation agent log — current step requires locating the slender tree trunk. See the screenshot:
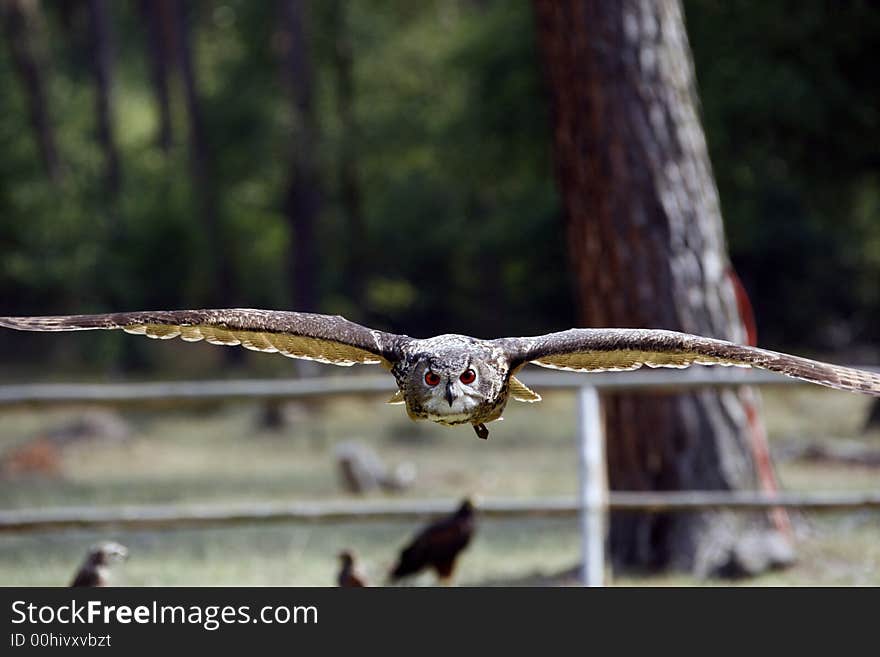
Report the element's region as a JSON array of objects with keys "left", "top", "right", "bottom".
[
  {"left": 2, "top": 0, "right": 61, "bottom": 183},
  {"left": 139, "top": 0, "right": 173, "bottom": 152},
  {"left": 330, "top": 0, "right": 366, "bottom": 311},
  {"left": 534, "top": 0, "right": 792, "bottom": 576},
  {"left": 87, "top": 0, "right": 121, "bottom": 204},
  {"left": 168, "top": 0, "right": 234, "bottom": 308},
  {"left": 865, "top": 400, "right": 880, "bottom": 433},
  {"left": 279, "top": 0, "right": 321, "bottom": 313},
  {"left": 84, "top": 0, "right": 128, "bottom": 374}
]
